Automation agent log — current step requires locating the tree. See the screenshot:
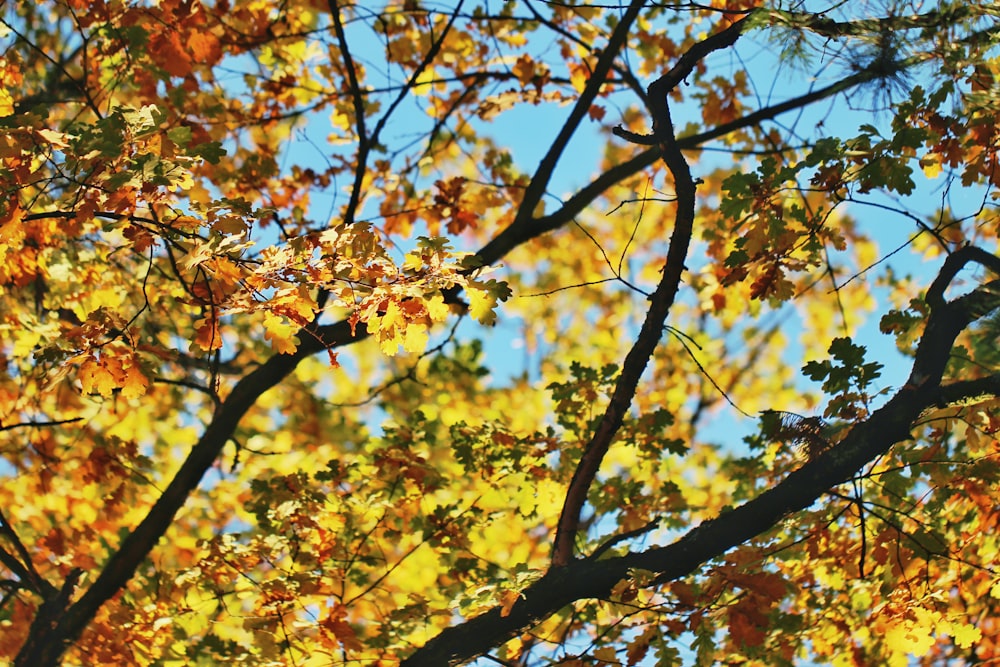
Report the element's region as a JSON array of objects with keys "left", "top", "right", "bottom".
[{"left": 0, "top": 0, "right": 998, "bottom": 664}]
